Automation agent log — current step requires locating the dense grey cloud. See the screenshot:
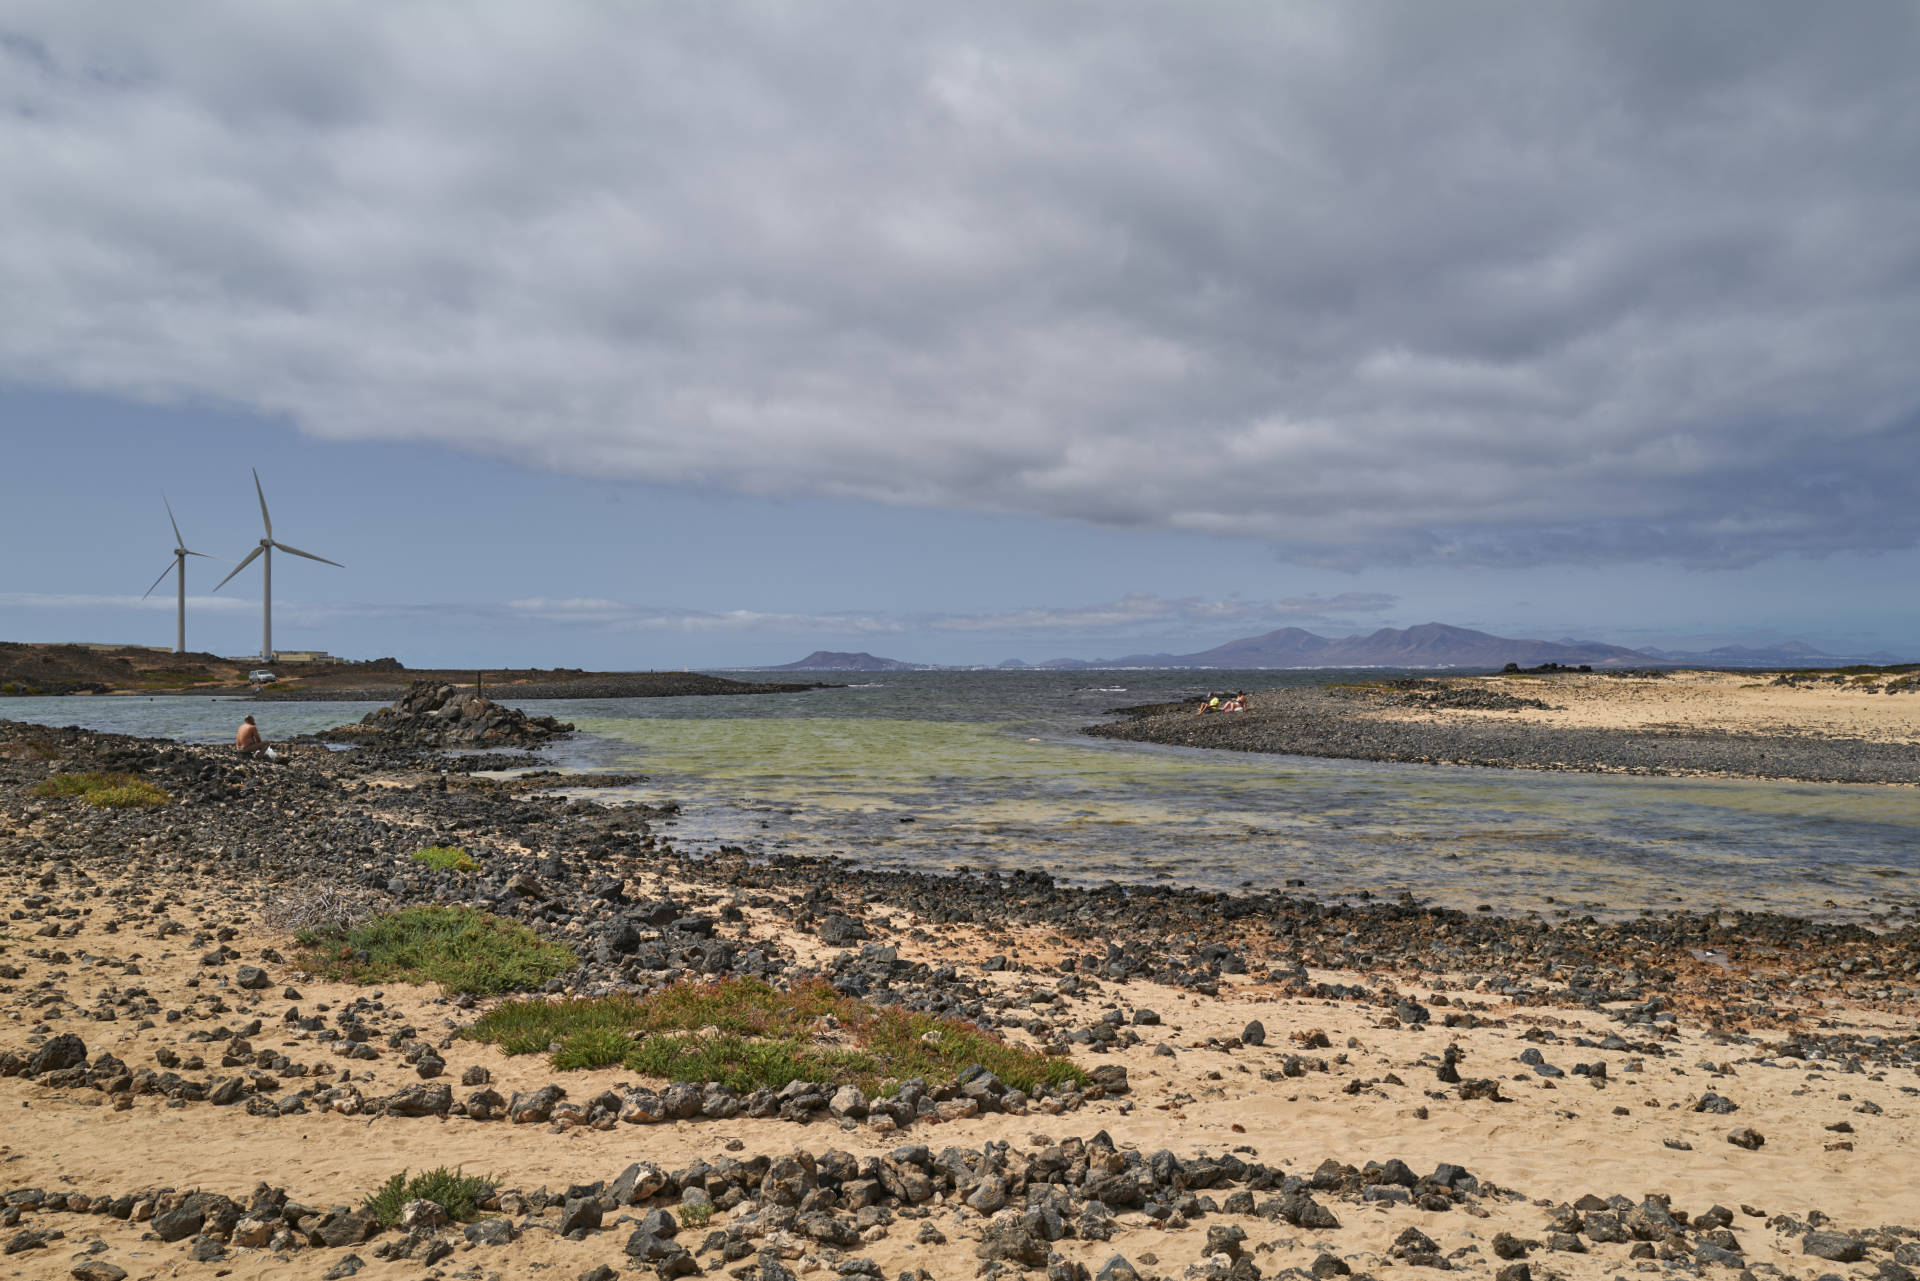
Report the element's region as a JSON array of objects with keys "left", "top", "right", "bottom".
[{"left": 3, "top": 2, "right": 1917, "bottom": 567}]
